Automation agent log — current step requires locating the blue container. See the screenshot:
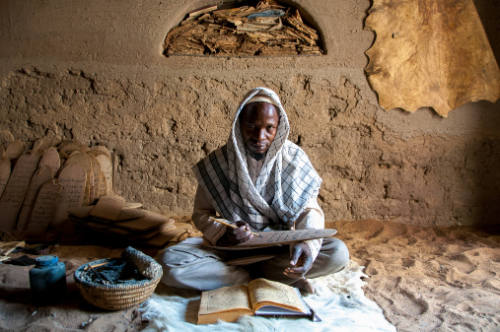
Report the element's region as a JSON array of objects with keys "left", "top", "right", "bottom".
[{"left": 29, "top": 255, "right": 67, "bottom": 303}]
